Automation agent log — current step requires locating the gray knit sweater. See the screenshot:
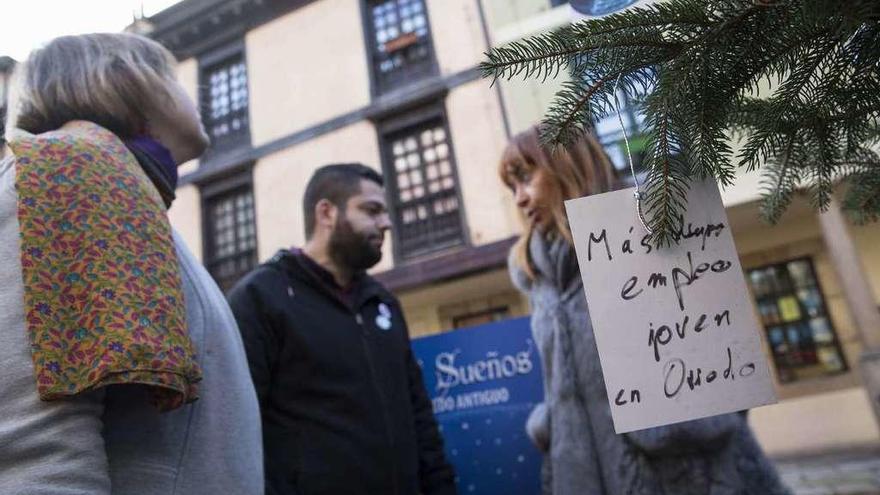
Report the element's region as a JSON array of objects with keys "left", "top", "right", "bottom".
[
  {"left": 511, "top": 232, "right": 792, "bottom": 495},
  {"left": 0, "top": 155, "right": 263, "bottom": 494}
]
